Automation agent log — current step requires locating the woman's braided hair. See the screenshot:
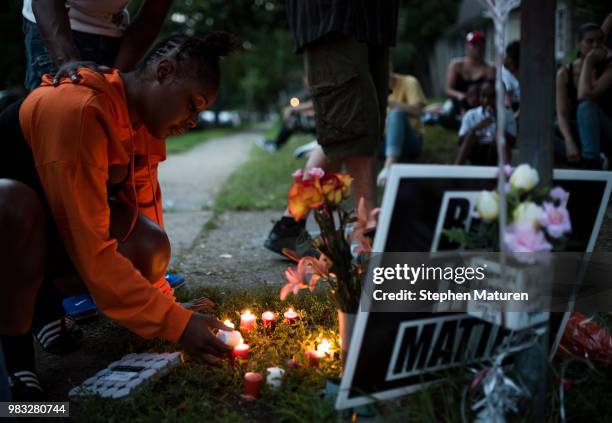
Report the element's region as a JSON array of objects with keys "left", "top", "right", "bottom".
[{"left": 139, "top": 31, "right": 242, "bottom": 90}]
